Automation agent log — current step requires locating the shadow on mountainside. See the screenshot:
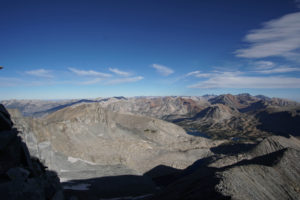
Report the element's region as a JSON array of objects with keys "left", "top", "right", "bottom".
[
  {"left": 256, "top": 110, "right": 300, "bottom": 137},
  {"left": 62, "top": 145, "right": 295, "bottom": 200},
  {"left": 62, "top": 157, "right": 229, "bottom": 200},
  {"left": 62, "top": 165, "right": 182, "bottom": 200},
  {"left": 210, "top": 142, "right": 257, "bottom": 155},
  {"left": 32, "top": 99, "right": 99, "bottom": 117},
  {"left": 149, "top": 148, "right": 292, "bottom": 200},
  {"left": 32, "top": 97, "right": 127, "bottom": 117},
  {"left": 63, "top": 175, "right": 157, "bottom": 200}
]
